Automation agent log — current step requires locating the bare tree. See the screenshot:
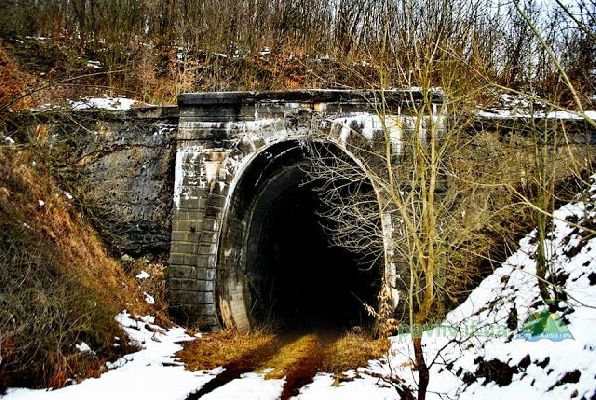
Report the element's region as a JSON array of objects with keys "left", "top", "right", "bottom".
[{"left": 304, "top": 81, "right": 496, "bottom": 399}]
